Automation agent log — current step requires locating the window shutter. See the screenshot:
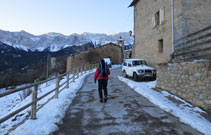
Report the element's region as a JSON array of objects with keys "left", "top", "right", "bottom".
[
  {"left": 160, "top": 7, "right": 165, "bottom": 24},
  {"left": 152, "top": 15, "right": 156, "bottom": 28}
]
